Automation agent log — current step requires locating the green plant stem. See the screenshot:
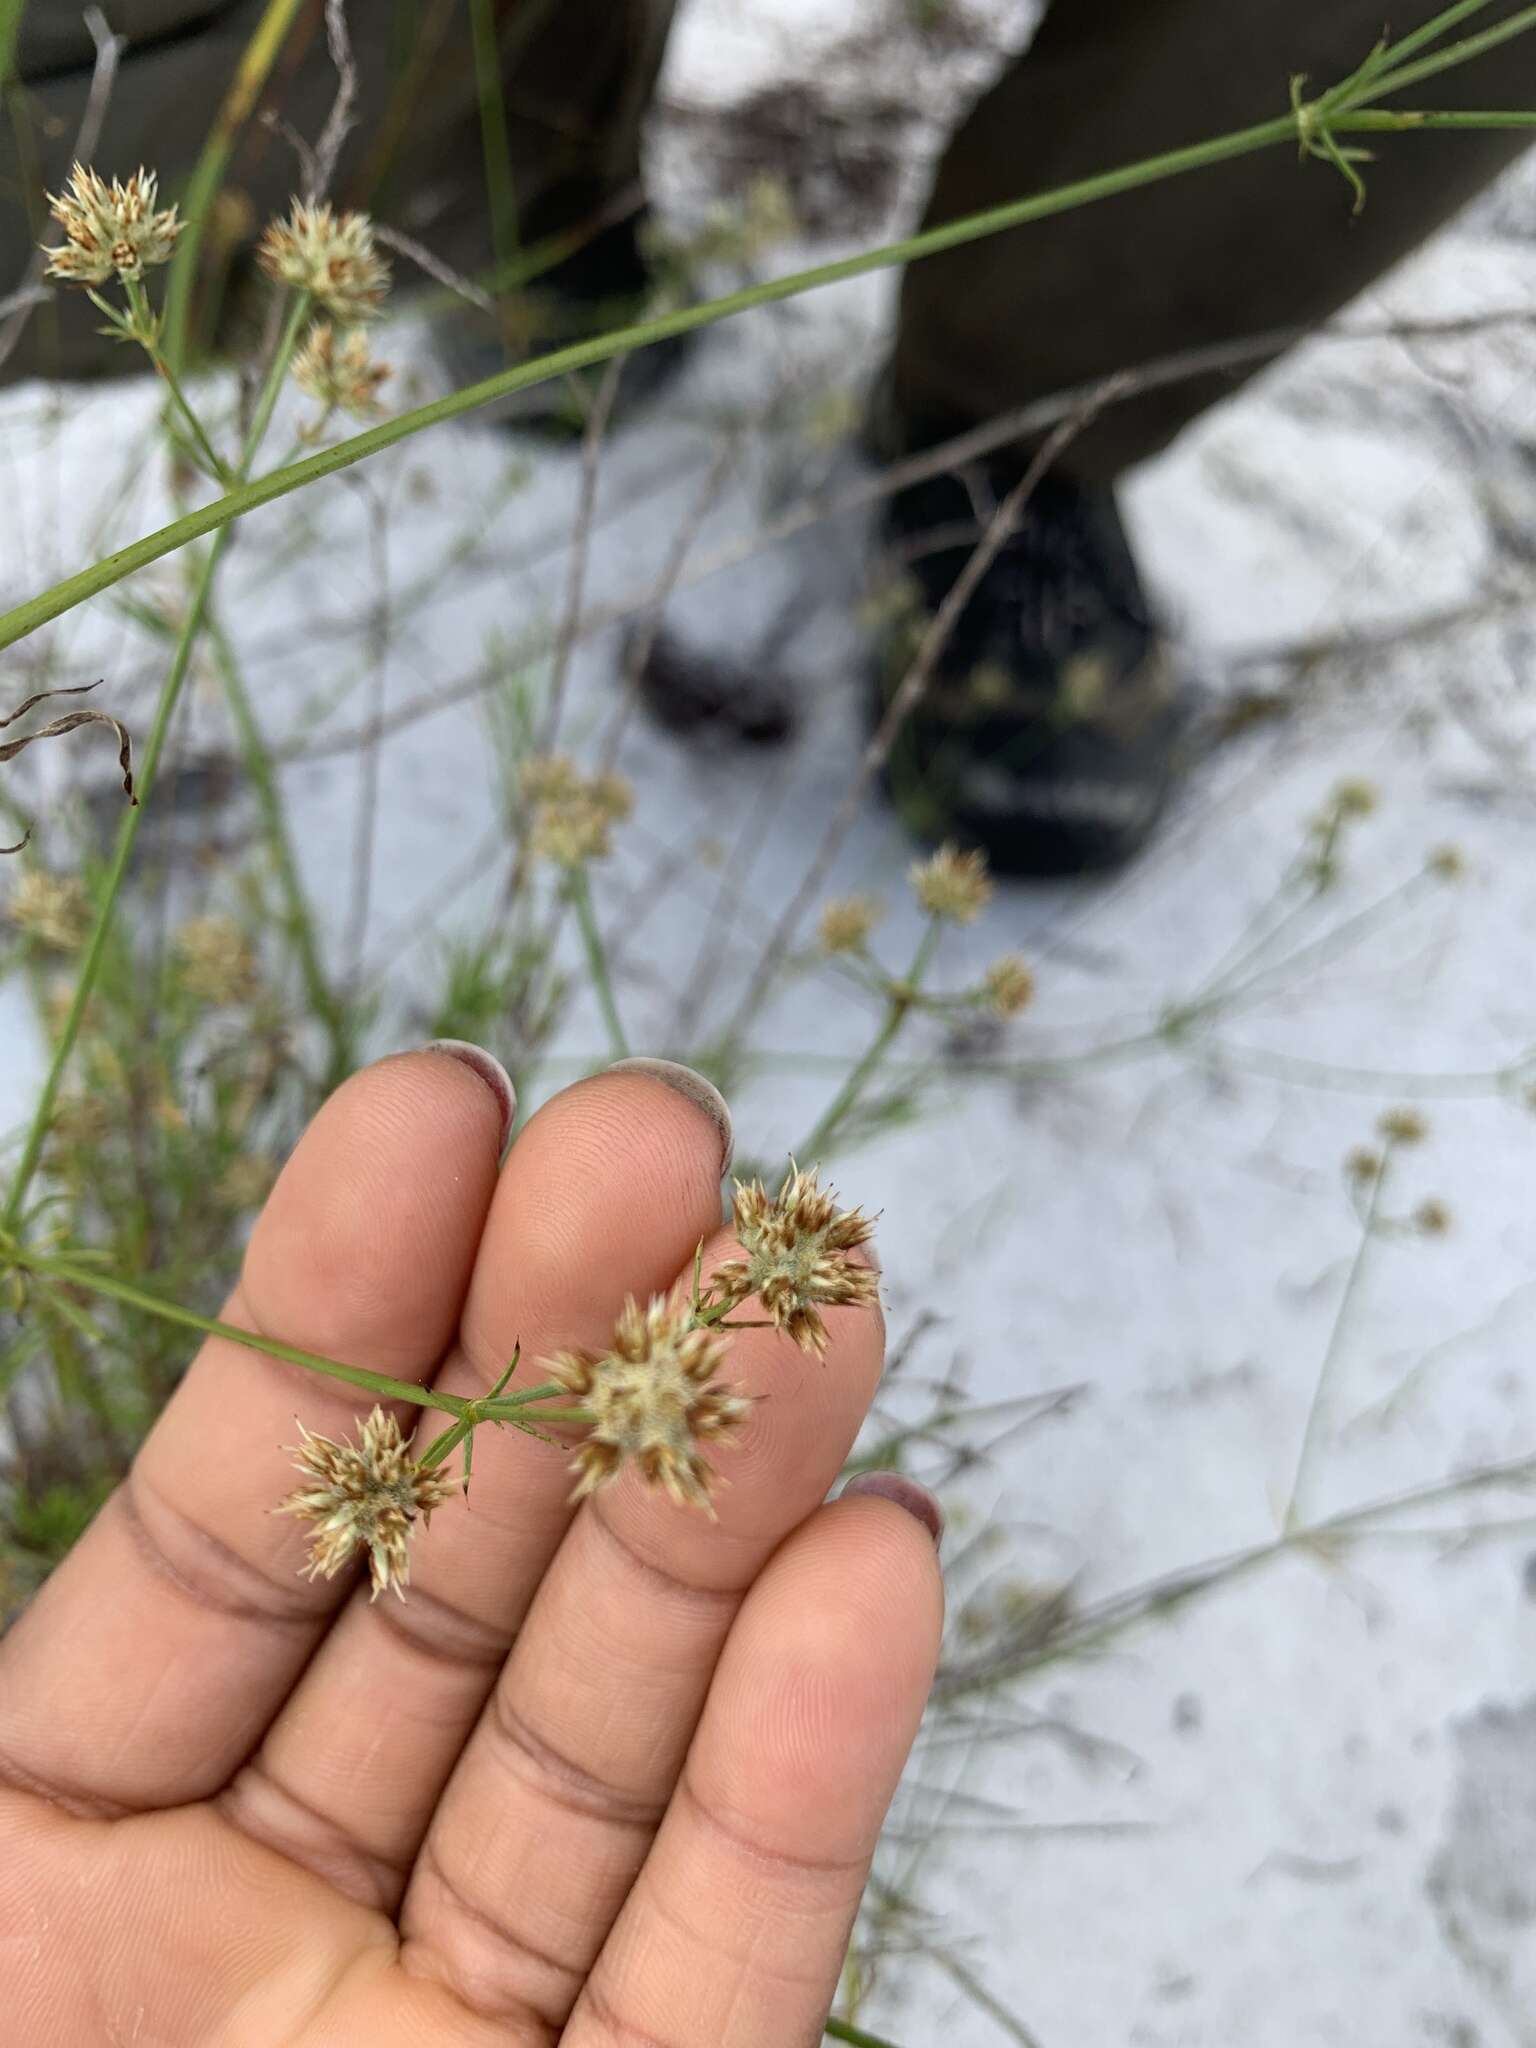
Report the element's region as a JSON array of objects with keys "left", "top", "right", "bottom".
[
  {"left": 161, "top": 0, "right": 309, "bottom": 371},
  {"left": 10, "top": 1248, "right": 578, "bottom": 1431},
  {"left": 798, "top": 920, "right": 942, "bottom": 1162},
  {"left": 121, "top": 276, "right": 231, "bottom": 483},
  {"left": 205, "top": 611, "right": 352, "bottom": 1085},
  {"left": 568, "top": 867, "right": 629, "bottom": 1061},
  {"left": 468, "top": 0, "right": 519, "bottom": 284},
  {"left": 14, "top": 91, "right": 1532, "bottom": 652},
  {"left": 1283, "top": 1149, "right": 1392, "bottom": 1531},
  {"left": 2, "top": 292, "right": 311, "bottom": 1232},
  {"left": 825, "top": 2020, "right": 906, "bottom": 2048},
  {"left": 1353, "top": 6, "right": 1536, "bottom": 102},
  {"left": 18, "top": 1251, "right": 476, "bottom": 1418}
]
